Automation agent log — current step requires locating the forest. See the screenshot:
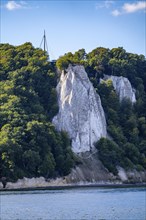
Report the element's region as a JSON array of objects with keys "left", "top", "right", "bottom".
[{"left": 0, "top": 43, "right": 146, "bottom": 181}]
